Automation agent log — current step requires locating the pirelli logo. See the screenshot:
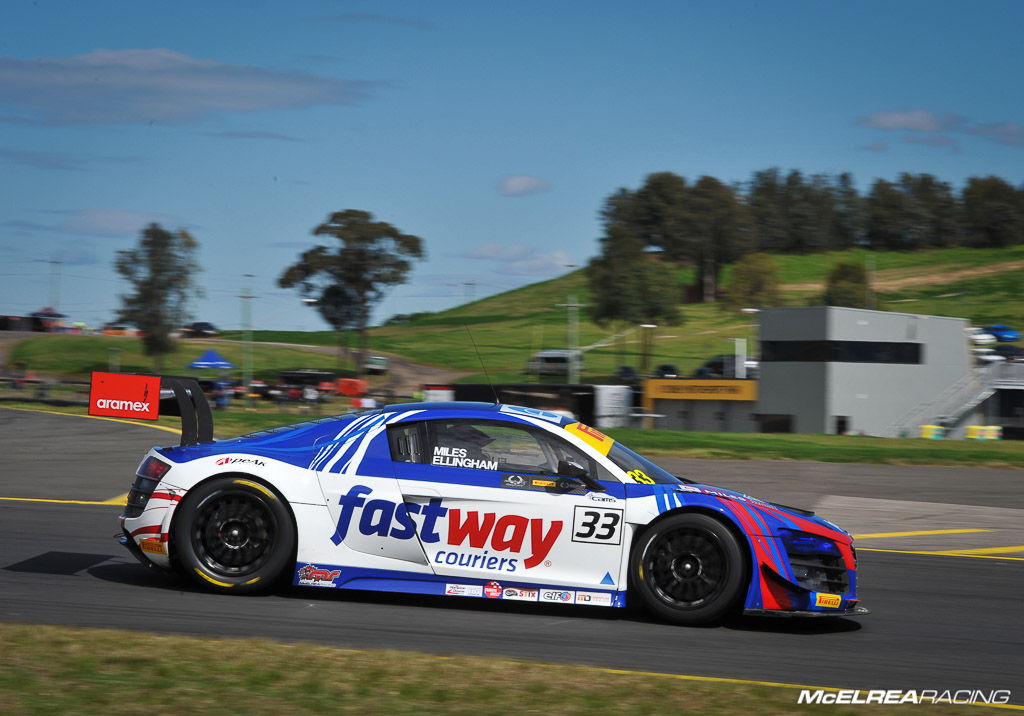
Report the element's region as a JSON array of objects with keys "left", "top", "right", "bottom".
[{"left": 815, "top": 593, "right": 843, "bottom": 608}]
